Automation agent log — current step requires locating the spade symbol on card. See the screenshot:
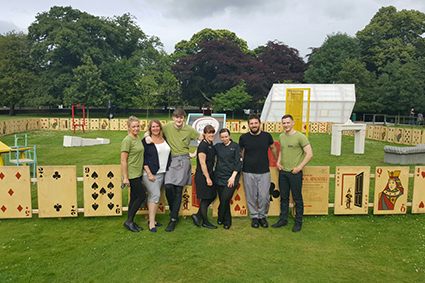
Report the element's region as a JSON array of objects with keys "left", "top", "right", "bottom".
[
  {"left": 107, "top": 192, "right": 114, "bottom": 199},
  {"left": 54, "top": 203, "right": 62, "bottom": 212},
  {"left": 107, "top": 182, "right": 114, "bottom": 189},
  {"left": 91, "top": 182, "right": 98, "bottom": 189},
  {"left": 107, "top": 171, "right": 114, "bottom": 179},
  {"left": 100, "top": 188, "right": 107, "bottom": 195},
  {"left": 52, "top": 171, "right": 61, "bottom": 180},
  {"left": 92, "top": 192, "right": 99, "bottom": 200},
  {"left": 107, "top": 203, "right": 114, "bottom": 210},
  {"left": 91, "top": 172, "right": 99, "bottom": 179},
  {"left": 92, "top": 203, "right": 99, "bottom": 210}
]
